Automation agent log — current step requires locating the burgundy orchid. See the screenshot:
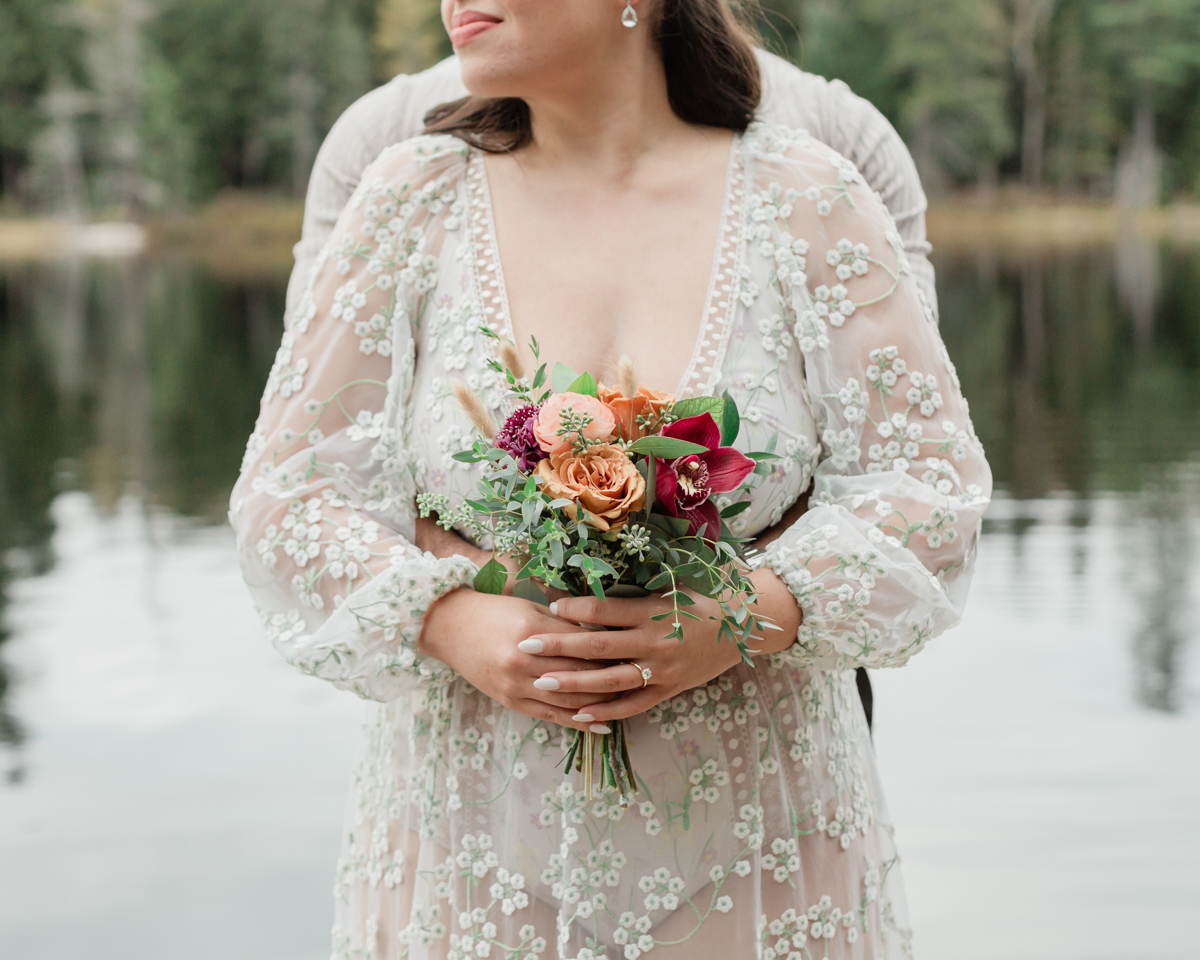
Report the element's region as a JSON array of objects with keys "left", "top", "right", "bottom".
[{"left": 655, "top": 413, "right": 754, "bottom": 538}]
